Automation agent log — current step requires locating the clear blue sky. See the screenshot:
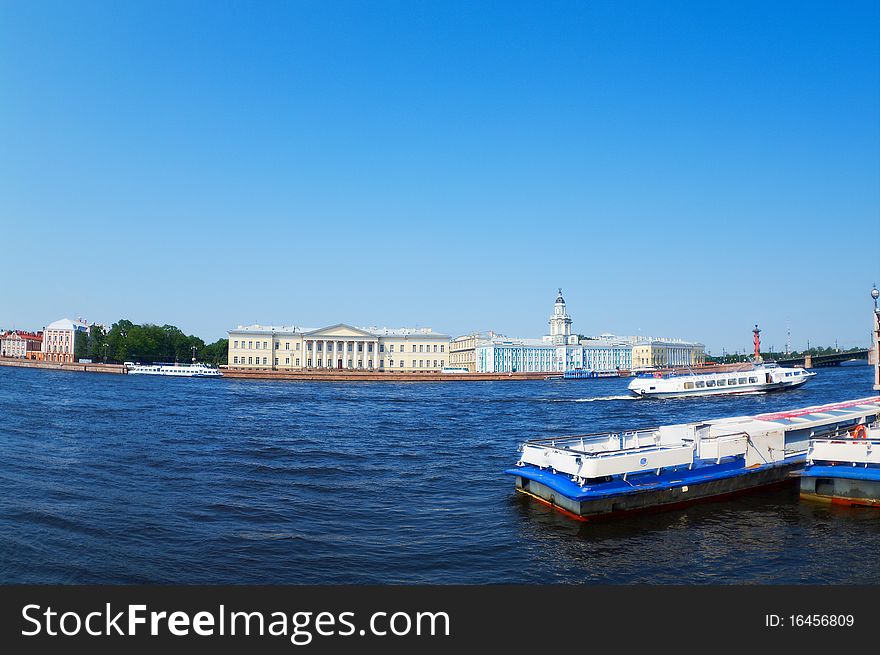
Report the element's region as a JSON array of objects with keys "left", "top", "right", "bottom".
[{"left": 1, "top": 1, "right": 878, "bottom": 353}]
